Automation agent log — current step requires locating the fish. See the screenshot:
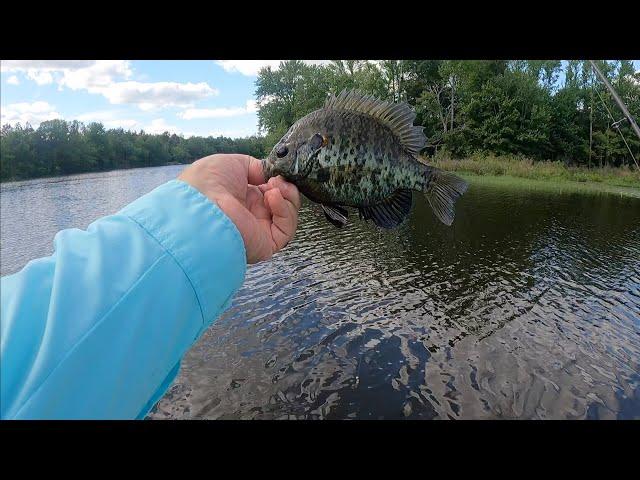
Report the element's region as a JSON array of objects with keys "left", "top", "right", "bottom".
[{"left": 263, "top": 89, "right": 469, "bottom": 229}]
